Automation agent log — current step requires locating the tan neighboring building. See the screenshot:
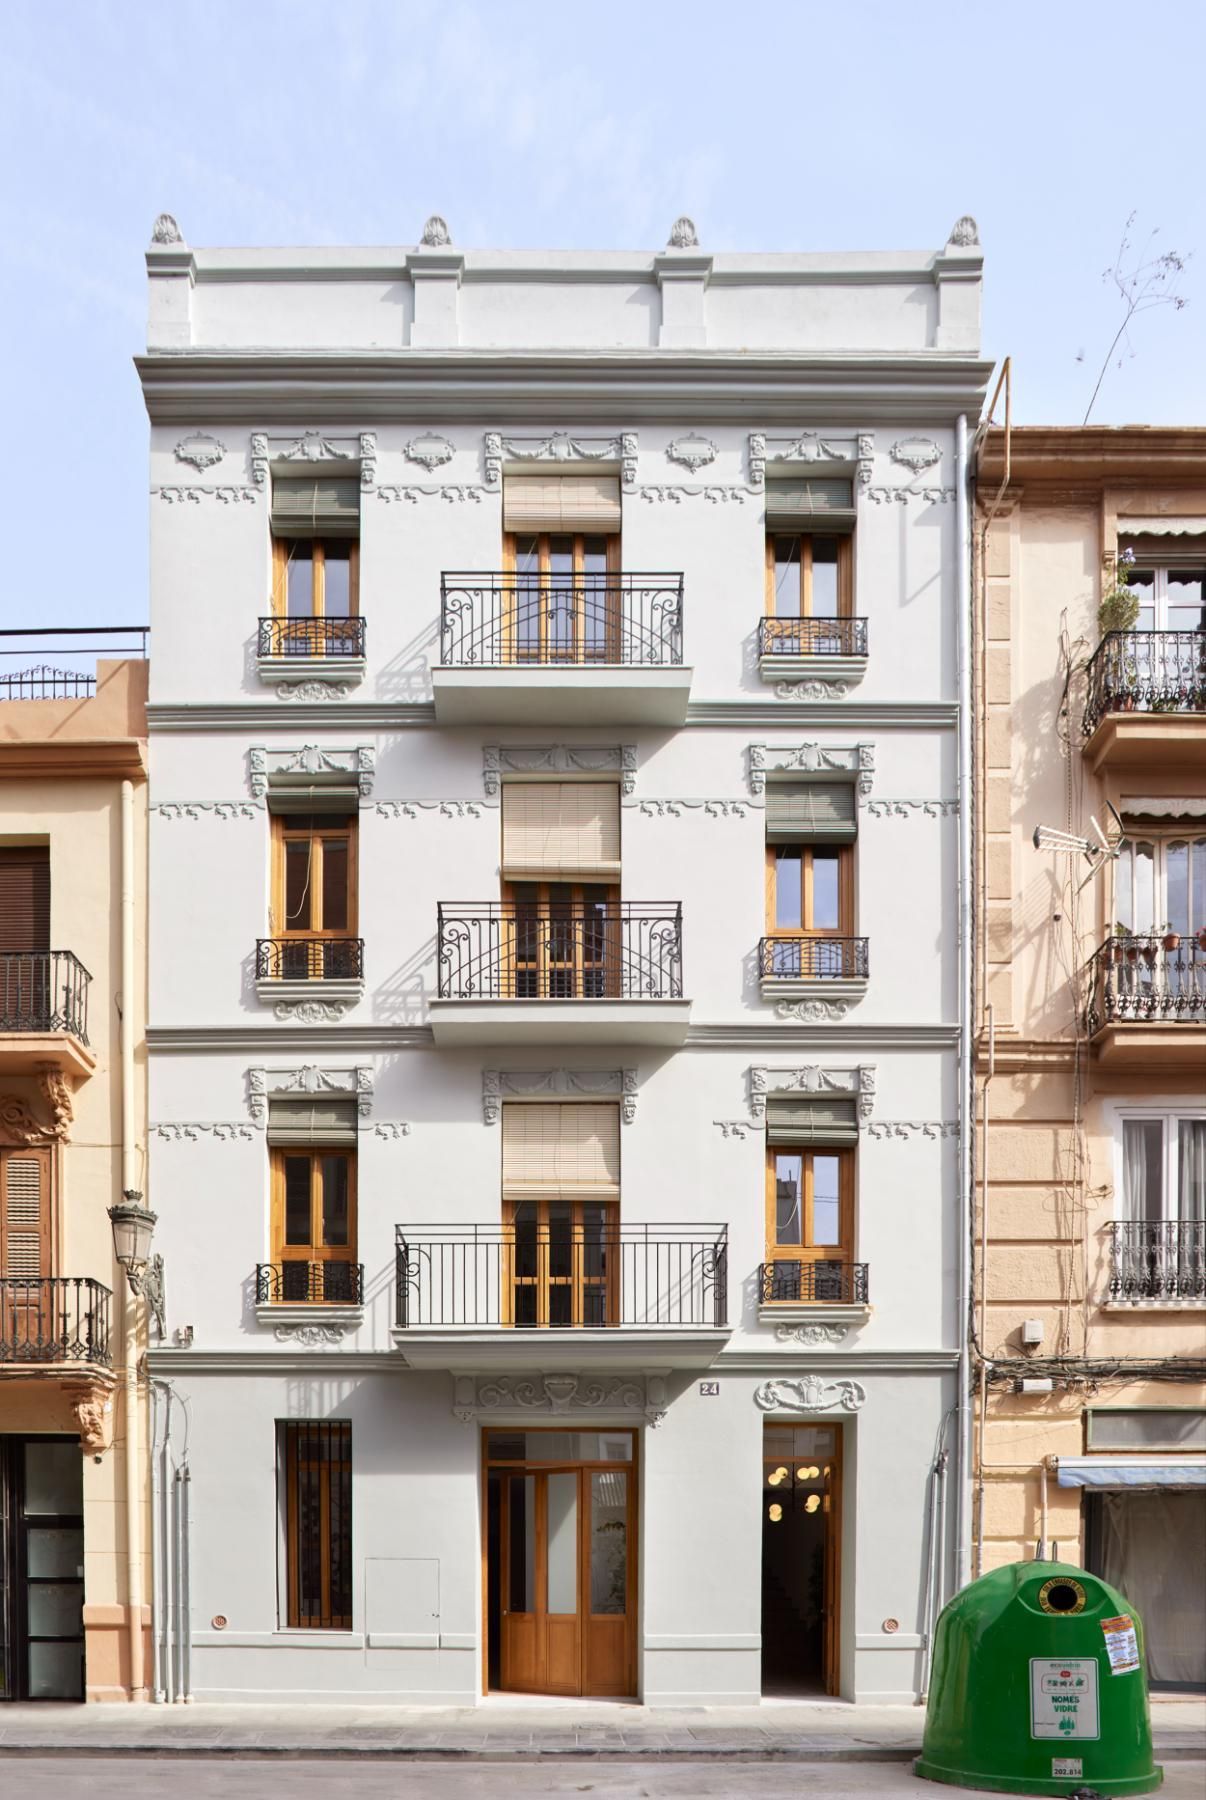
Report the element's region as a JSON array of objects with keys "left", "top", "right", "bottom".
[
  {"left": 974, "top": 426, "right": 1206, "bottom": 1690},
  {"left": 0, "top": 657, "right": 150, "bottom": 1701}
]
